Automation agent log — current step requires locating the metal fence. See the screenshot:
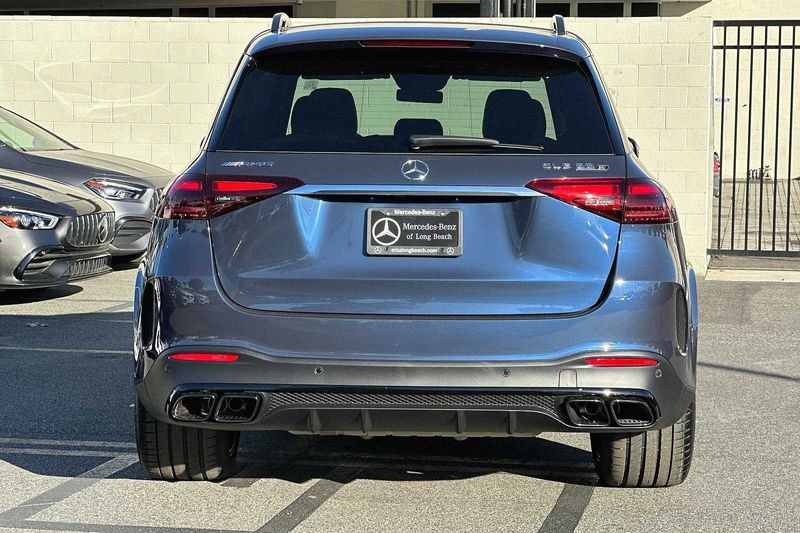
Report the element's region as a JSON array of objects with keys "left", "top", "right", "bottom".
[{"left": 712, "top": 20, "right": 800, "bottom": 257}]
